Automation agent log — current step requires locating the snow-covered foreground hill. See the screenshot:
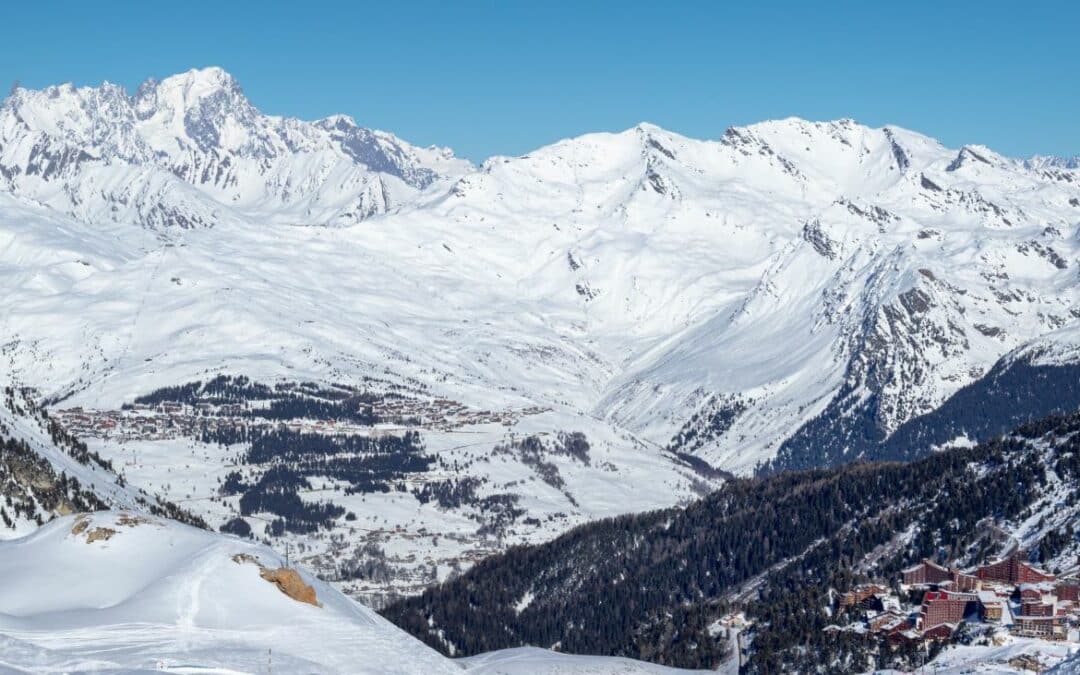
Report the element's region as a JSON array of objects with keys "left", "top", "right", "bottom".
[
  {"left": 0, "top": 511, "right": 698, "bottom": 674},
  {"left": 0, "top": 68, "right": 1078, "bottom": 603}
]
